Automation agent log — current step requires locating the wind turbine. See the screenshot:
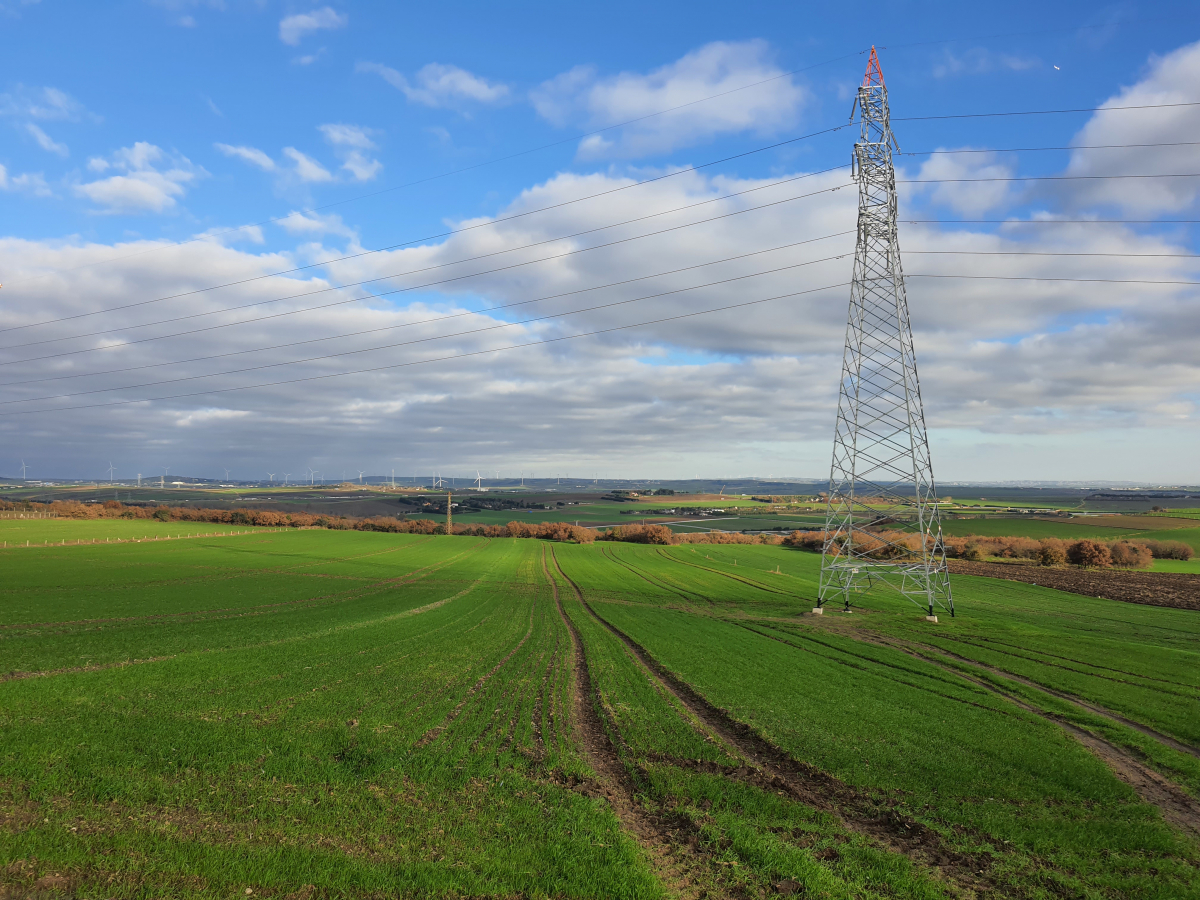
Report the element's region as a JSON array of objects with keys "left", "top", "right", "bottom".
[
  {"left": 20, "top": 460, "right": 28, "bottom": 481},
  {"left": 161, "top": 466, "right": 169, "bottom": 489},
  {"left": 283, "top": 473, "right": 290, "bottom": 486},
  {"left": 474, "top": 471, "right": 483, "bottom": 492},
  {"left": 358, "top": 470, "right": 365, "bottom": 485},
  {"left": 267, "top": 473, "right": 275, "bottom": 484},
  {"left": 224, "top": 468, "right": 231, "bottom": 482},
  {"left": 106, "top": 462, "right": 116, "bottom": 483}
]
